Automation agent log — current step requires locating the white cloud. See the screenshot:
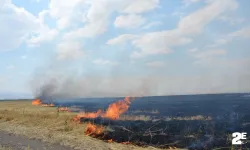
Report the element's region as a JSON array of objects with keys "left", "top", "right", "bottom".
[
  {"left": 208, "top": 26, "right": 250, "bottom": 48},
  {"left": 0, "top": 1, "right": 58, "bottom": 50},
  {"left": 142, "top": 21, "right": 162, "bottom": 29},
  {"left": 38, "top": 10, "right": 49, "bottom": 24},
  {"left": 27, "top": 27, "right": 58, "bottom": 47},
  {"left": 128, "top": 0, "right": 238, "bottom": 58},
  {"left": 107, "top": 34, "right": 138, "bottom": 45},
  {"left": 0, "top": 1, "right": 39, "bottom": 51},
  {"left": 177, "top": 0, "right": 237, "bottom": 35},
  {"left": 6, "top": 65, "right": 15, "bottom": 70},
  {"left": 119, "top": 0, "right": 159, "bottom": 14},
  {"left": 63, "top": 0, "right": 159, "bottom": 40},
  {"left": 92, "top": 59, "right": 119, "bottom": 66},
  {"left": 216, "top": 39, "right": 230, "bottom": 45},
  {"left": 218, "top": 15, "right": 245, "bottom": 25},
  {"left": 229, "top": 27, "right": 250, "bottom": 38},
  {"left": 114, "top": 14, "right": 146, "bottom": 29},
  {"left": 190, "top": 49, "right": 227, "bottom": 64},
  {"left": 146, "top": 61, "right": 165, "bottom": 68},
  {"left": 193, "top": 49, "right": 226, "bottom": 59},
  {"left": 130, "top": 30, "right": 192, "bottom": 58},
  {"left": 48, "top": 0, "right": 87, "bottom": 30},
  {"left": 207, "top": 38, "right": 232, "bottom": 48},
  {"left": 56, "top": 41, "right": 84, "bottom": 60},
  {"left": 26, "top": 9, "right": 58, "bottom": 47}
]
